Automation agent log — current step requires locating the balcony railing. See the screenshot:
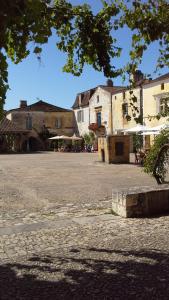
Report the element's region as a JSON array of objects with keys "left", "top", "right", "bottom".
[{"left": 88, "top": 123, "right": 105, "bottom": 131}]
